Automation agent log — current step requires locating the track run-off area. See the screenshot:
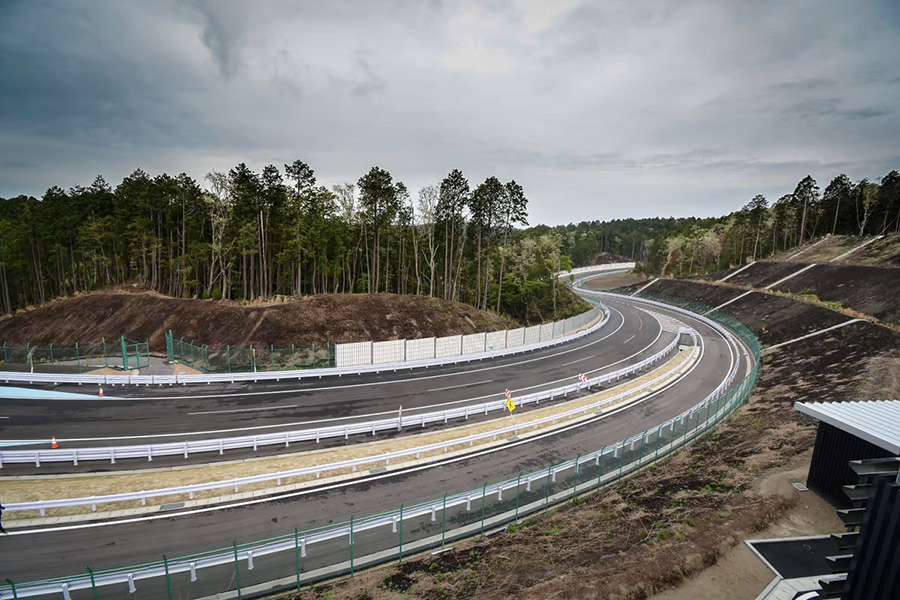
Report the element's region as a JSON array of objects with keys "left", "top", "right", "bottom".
[{"left": 0, "top": 281, "right": 758, "bottom": 600}]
